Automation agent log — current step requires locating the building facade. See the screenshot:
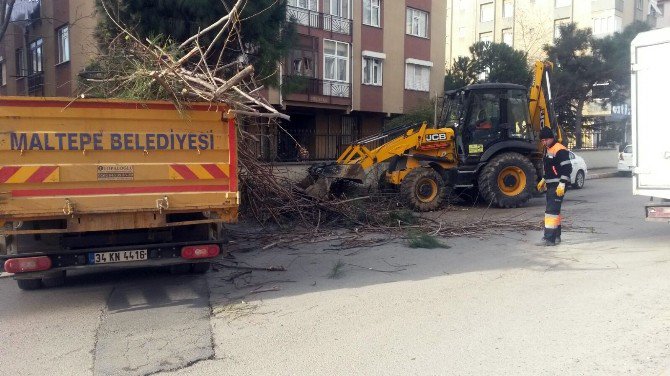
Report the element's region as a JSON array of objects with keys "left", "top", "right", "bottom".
[
  {"left": 267, "top": 0, "right": 447, "bottom": 160},
  {"left": 446, "top": 0, "right": 652, "bottom": 65},
  {"left": 0, "top": 0, "right": 98, "bottom": 97}
]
